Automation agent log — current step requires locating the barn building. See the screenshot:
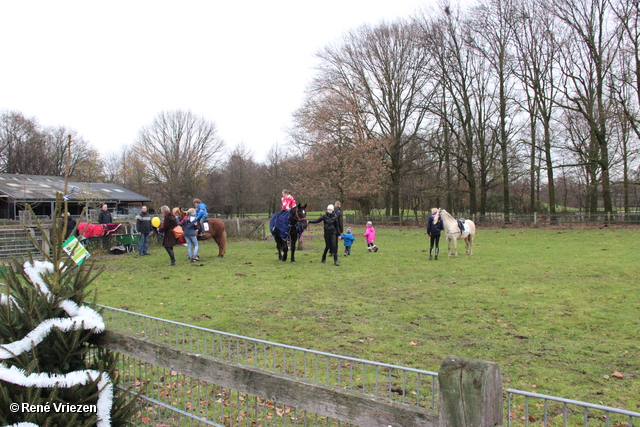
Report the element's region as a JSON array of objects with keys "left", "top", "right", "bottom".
[{"left": 0, "top": 173, "right": 151, "bottom": 220}]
